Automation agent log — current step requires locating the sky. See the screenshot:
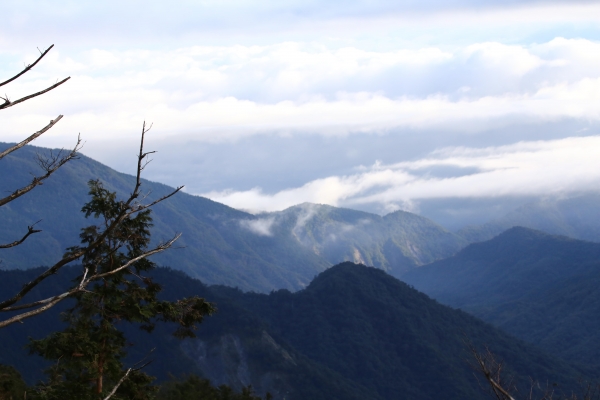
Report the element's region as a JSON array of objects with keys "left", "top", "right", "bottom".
[{"left": 1, "top": 0, "right": 600, "bottom": 228}]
